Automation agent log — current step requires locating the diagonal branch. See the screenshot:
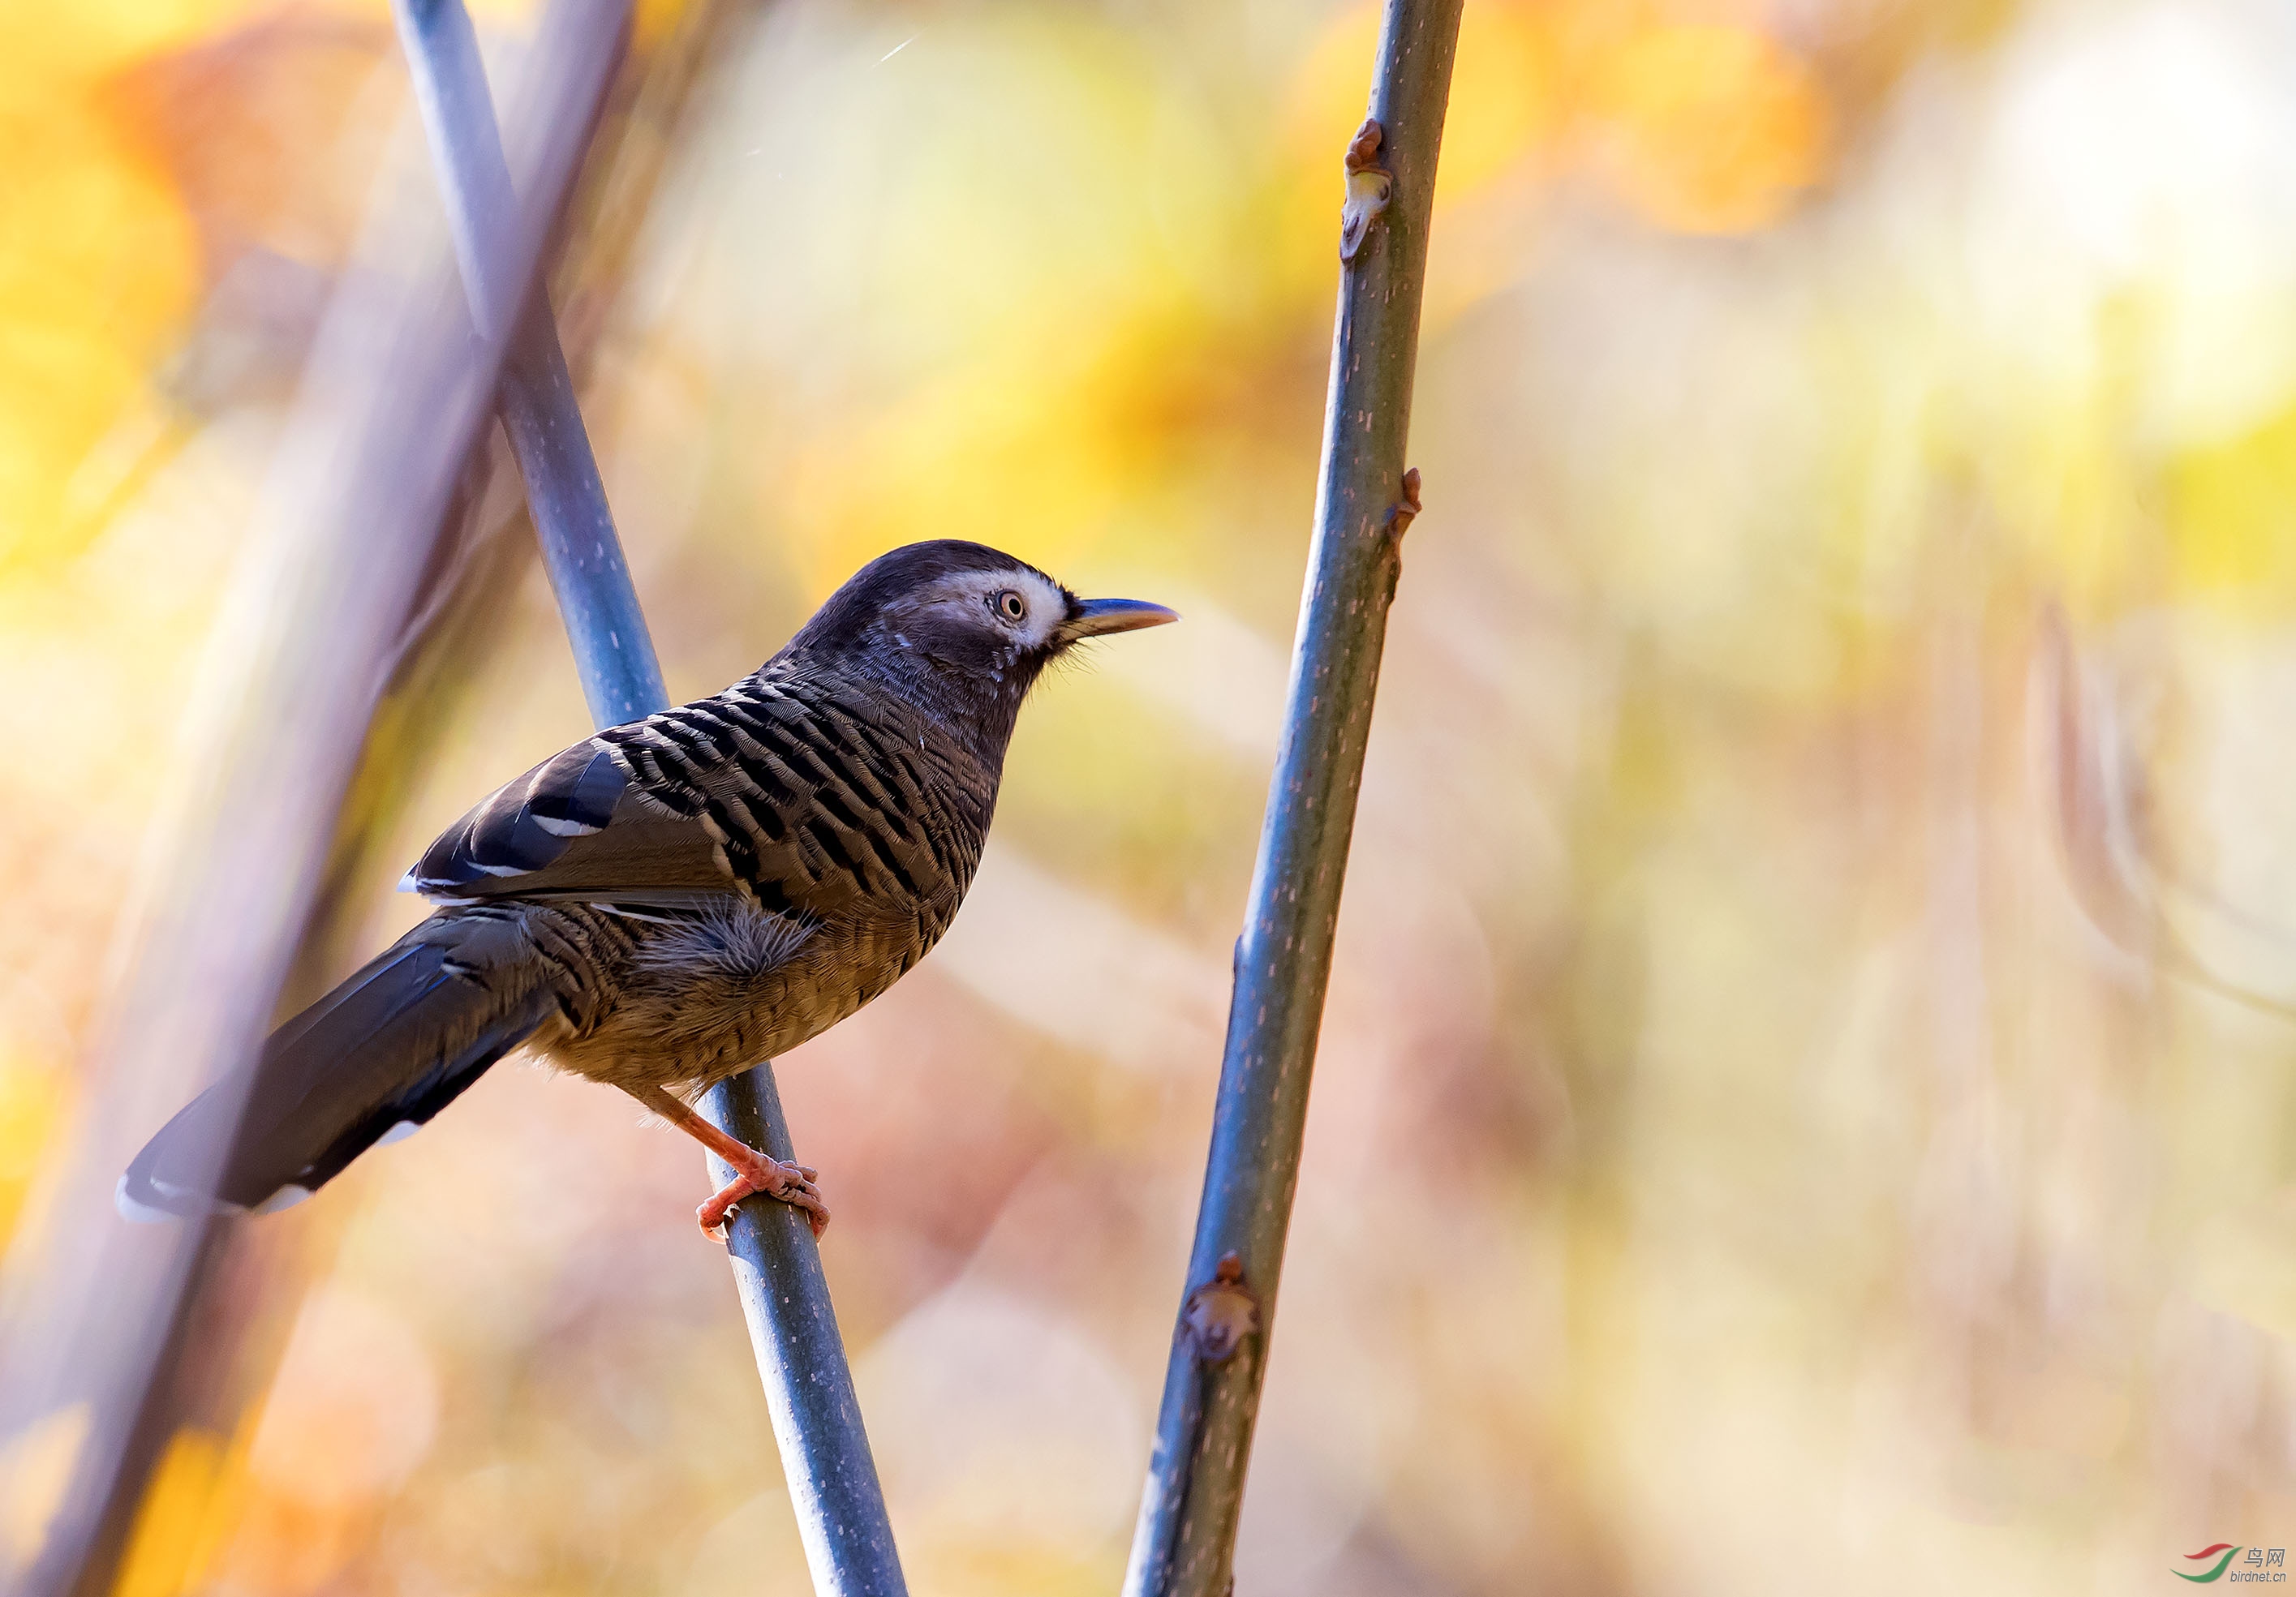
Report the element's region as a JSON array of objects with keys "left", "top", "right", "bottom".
[
  {"left": 393, "top": 5, "right": 906, "bottom": 1594},
  {"left": 1122, "top": 3, "right": 1461, "bottom": 1593}
]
